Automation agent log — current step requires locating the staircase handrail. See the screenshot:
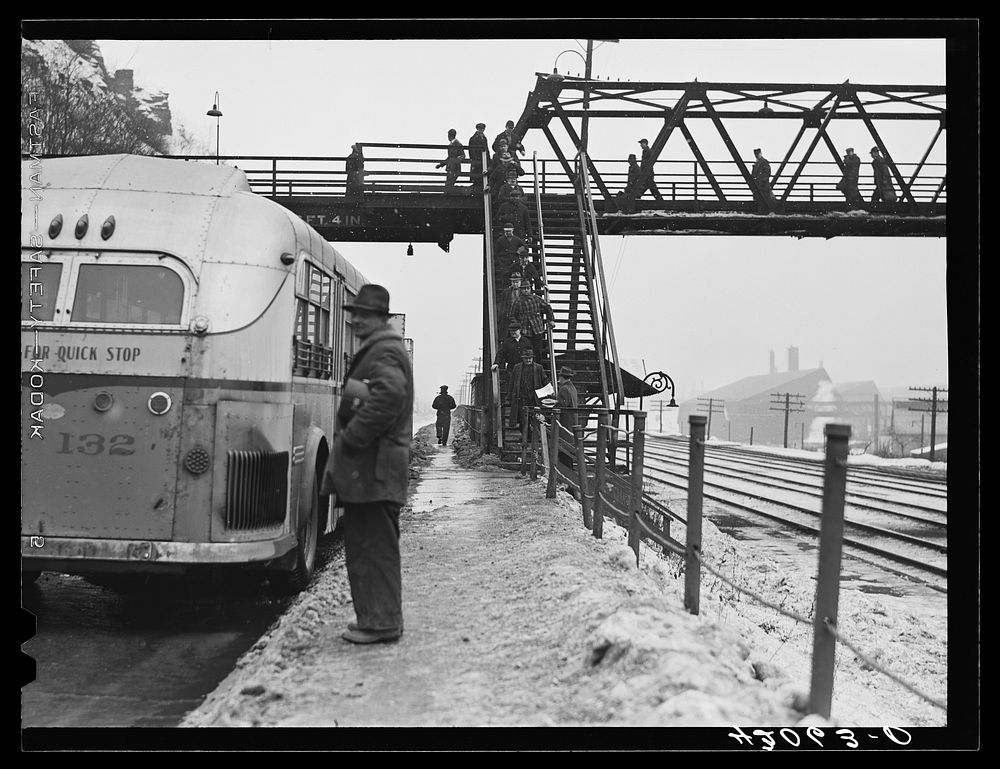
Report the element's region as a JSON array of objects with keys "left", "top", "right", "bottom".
[
  {"left": 481, "top": 149, "right": 502, "bottom": 451},
  {"left": 579, "top": 150, "right": 626, "bottom": 409},
  {"left": 531, "top": 152, "right": 559, "bottom": 388},
  {"left": 570, "top": 158, "right": 612, "bottom": 409}
]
